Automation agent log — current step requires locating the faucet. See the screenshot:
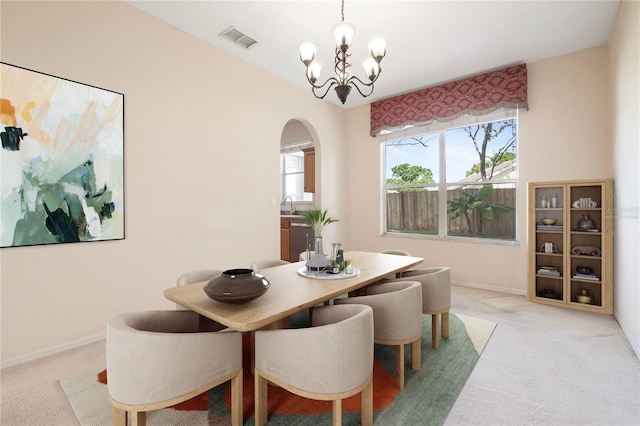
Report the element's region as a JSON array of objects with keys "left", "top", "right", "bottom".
[{"left": 283, "top": 196, "right": 295, "bottom": 215}]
